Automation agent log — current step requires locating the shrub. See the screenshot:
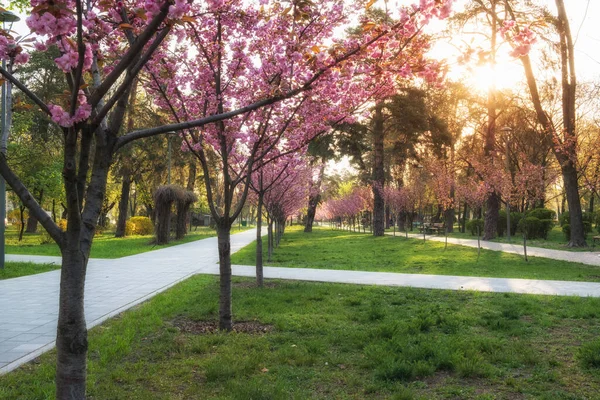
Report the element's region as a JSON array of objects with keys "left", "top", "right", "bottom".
[
  {"left": 125, "top": 220, "right": 135, "bottom": 236},
  {"left": 562, "top": 224, "right": 570, "bottom": 241},
  {"left": 527, "top": 208, "right": 556, "bottom": 221},
  {"left": 466, "top": 219, "right": 484, "bottom": 236},
  {"left": 559, "top": 211, "right": 569, "bottom": 227},
  {"left": 497, "top": 211, "right": 507, "bottom": 237},
  {"left": 517, "top": 217, "right": 542, "bottom": 239},
  {"left": 126, "top": 216, "right": 154, "bottom": 236},
  {"left": 595, "top": 210, "right": 600, "bottom": 233},
  {"left": 539, "top": 219, "right": 554, "bottom": 239},
  {"left": 584, "top": 221, "right": 592, "bottom": 234}
]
